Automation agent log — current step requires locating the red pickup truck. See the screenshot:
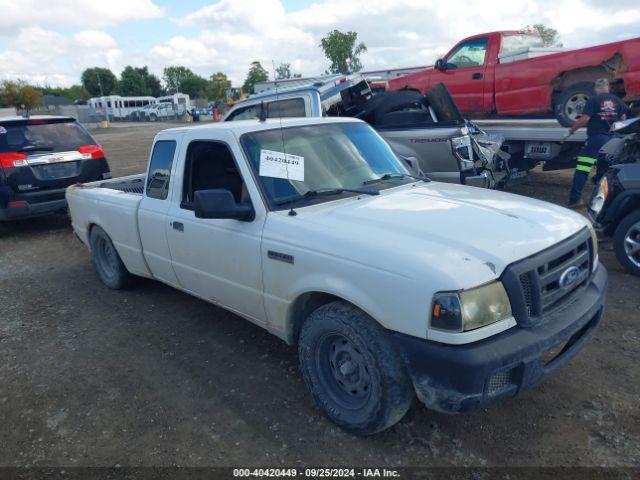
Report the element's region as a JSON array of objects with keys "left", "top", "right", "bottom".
[{"left": 388, "top": 31, "right": 640, "bottom": 126}]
